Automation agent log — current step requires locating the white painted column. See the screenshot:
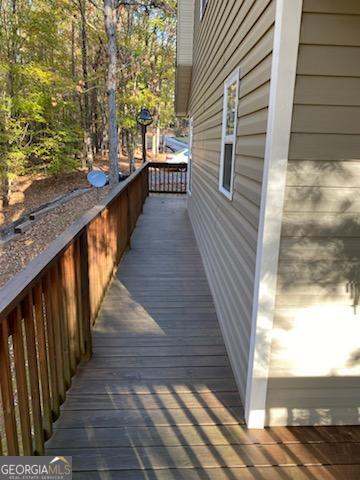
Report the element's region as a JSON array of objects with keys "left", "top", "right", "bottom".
[{"left": 245, "top": 0, "right": 303, "bottom": 429}]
